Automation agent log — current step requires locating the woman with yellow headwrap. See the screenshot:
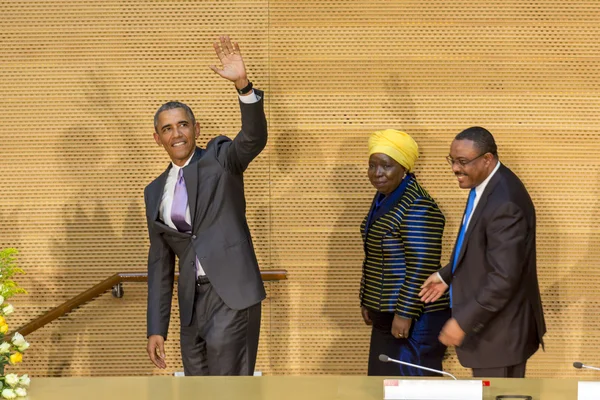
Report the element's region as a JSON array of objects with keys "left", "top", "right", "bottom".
[{"left": 359, "top": 129, "right": 450, "bottom": 376}]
